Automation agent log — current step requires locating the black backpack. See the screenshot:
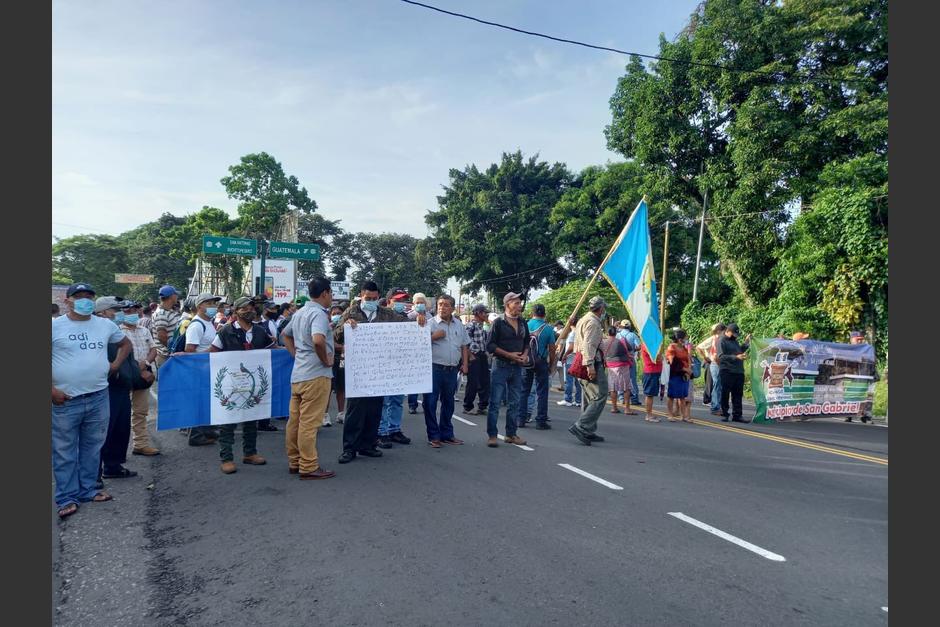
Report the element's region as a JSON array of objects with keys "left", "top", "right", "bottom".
[
  {"left": 524, "top": 322, "right": 549, "bottom": 369},
  {"left": 170, "top": 318, "right": 205, "bottom": 353}
]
